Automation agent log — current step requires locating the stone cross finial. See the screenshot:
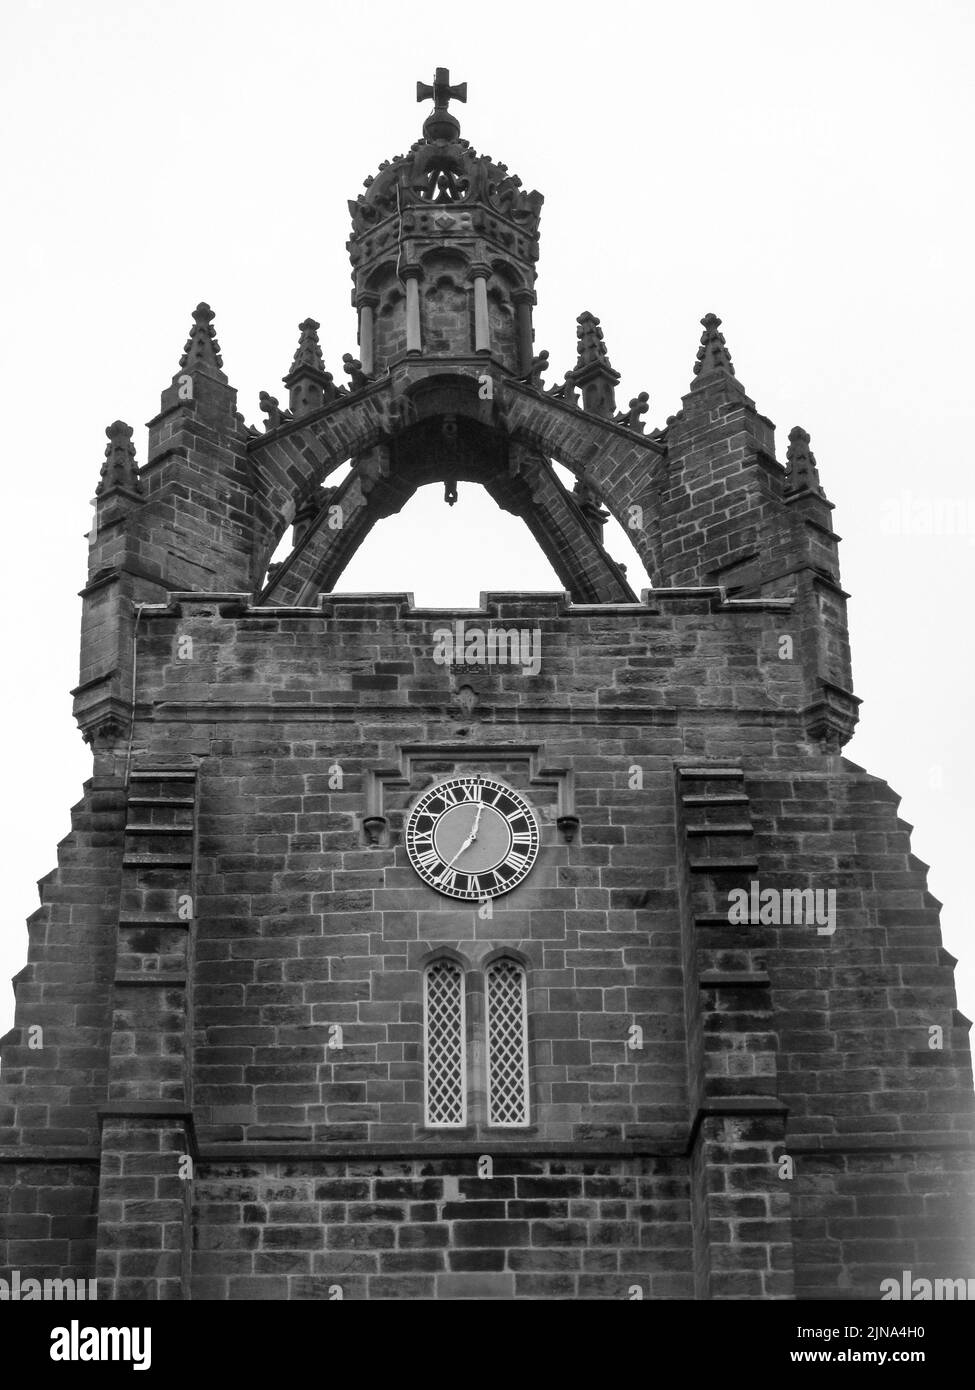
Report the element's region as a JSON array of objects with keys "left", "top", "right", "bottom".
[
  {"left": 417, "top": 67, "right": 467, "bottom": 113},
  {"left": 417, "top": 67, "right": 467, "bottom": 140},
  {"left": 259, "top": 392, "right": 291, "bottom": 431},
  {"left": 343, "top": 353, "right": 368, "bottom": 392},
  {"left": 615, "top": 392, "right": 650, "bottom": 433}
]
